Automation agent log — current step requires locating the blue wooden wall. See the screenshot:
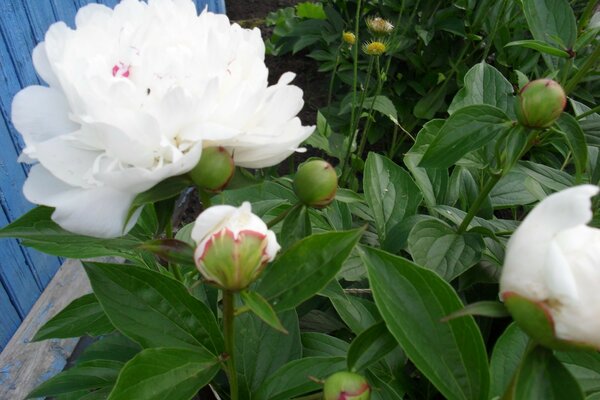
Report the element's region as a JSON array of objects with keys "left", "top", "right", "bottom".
[{"left": 0, "top": 0, "right": 226, "bottom": 351}]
